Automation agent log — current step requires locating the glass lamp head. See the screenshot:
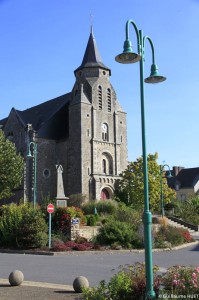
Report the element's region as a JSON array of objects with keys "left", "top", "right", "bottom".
[
  {"left": 115, "top": 39, "right": 141, "bottom": 64},
  {"left": 27, "top": 151, "right": 33, "bottom": 158},
  {"left": 145, "top": 64, "right": 166, "bottom": 83},
  {"left": 166, "top": 170, "right": 173, "bottom": 178}
]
